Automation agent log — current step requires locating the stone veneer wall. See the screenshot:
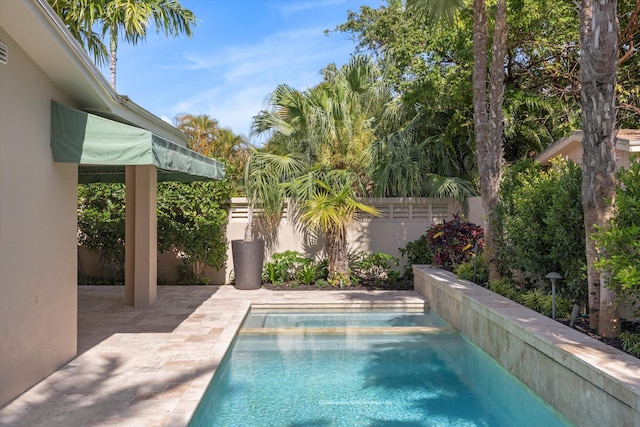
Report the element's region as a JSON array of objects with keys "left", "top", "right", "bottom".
[{"left": 414, "top": 266, "right": 640, "bottom": 427}]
